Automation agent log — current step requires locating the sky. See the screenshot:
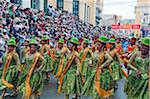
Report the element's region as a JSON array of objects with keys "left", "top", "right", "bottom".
[{"left": 103, "top": 0, "right": 137, "bottom": 19}]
